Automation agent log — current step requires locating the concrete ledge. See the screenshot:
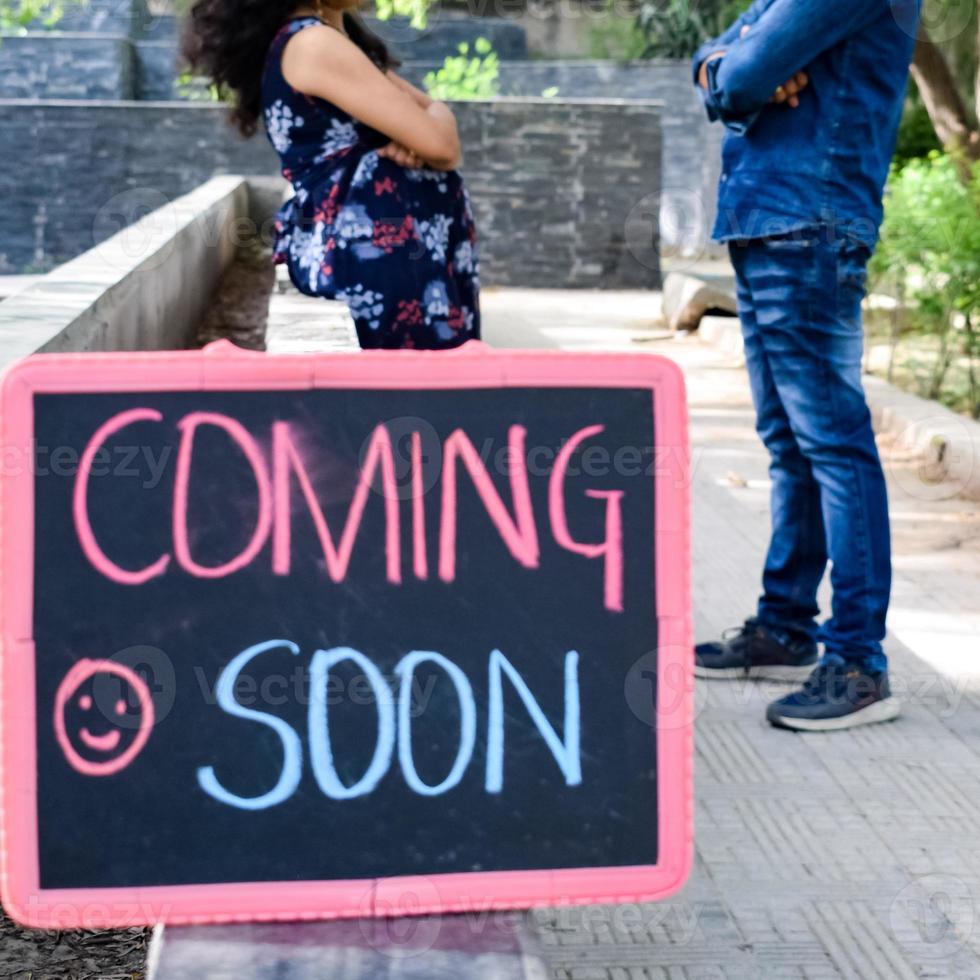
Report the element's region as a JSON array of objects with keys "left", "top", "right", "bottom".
[
  {"left": 266, "top": 266, "right": 358, "bottom": 353},
  {"left": 0, "top": 275, "right": 42, "bottom": 301},
  {"left": 0, "top": 175, "right": 251, "bottom": 363},
  {"left": 686, "top": 271, "right": 980, "bottom": 502},
  {"left": 865, "top": 376, "right": 980, "bottom": 501},
  {"left": 661, "top": 271, "right": 738, "bottom": 332},
  {"left": 148, "top": 916, "right": 549, "bottom": 980}
]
